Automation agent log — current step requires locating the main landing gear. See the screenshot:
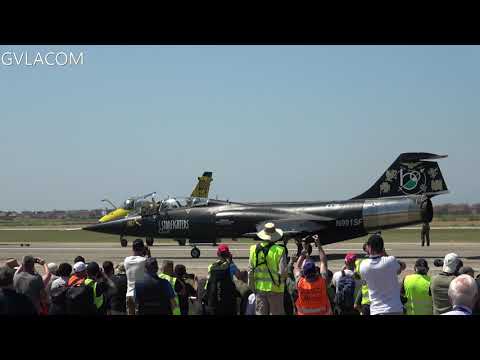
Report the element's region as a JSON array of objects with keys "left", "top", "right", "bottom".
[{"left": 190, "top": 247, "right": 201, "bottom": 259}]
